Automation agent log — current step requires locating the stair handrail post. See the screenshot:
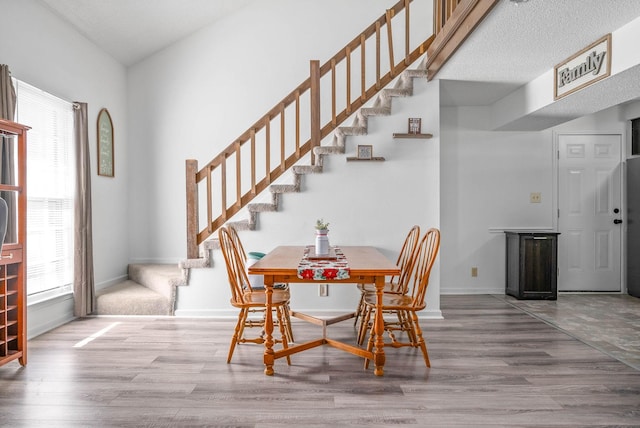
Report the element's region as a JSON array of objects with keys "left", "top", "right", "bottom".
[
  {"left": 310, "top": 59, "right": 321, "bottom": 166},
  {"left": 186, "top": 159, "right": 199, "bottom": 259},
  {"left": 404, "top": 0, "right": 411, "bottom": 66}
]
